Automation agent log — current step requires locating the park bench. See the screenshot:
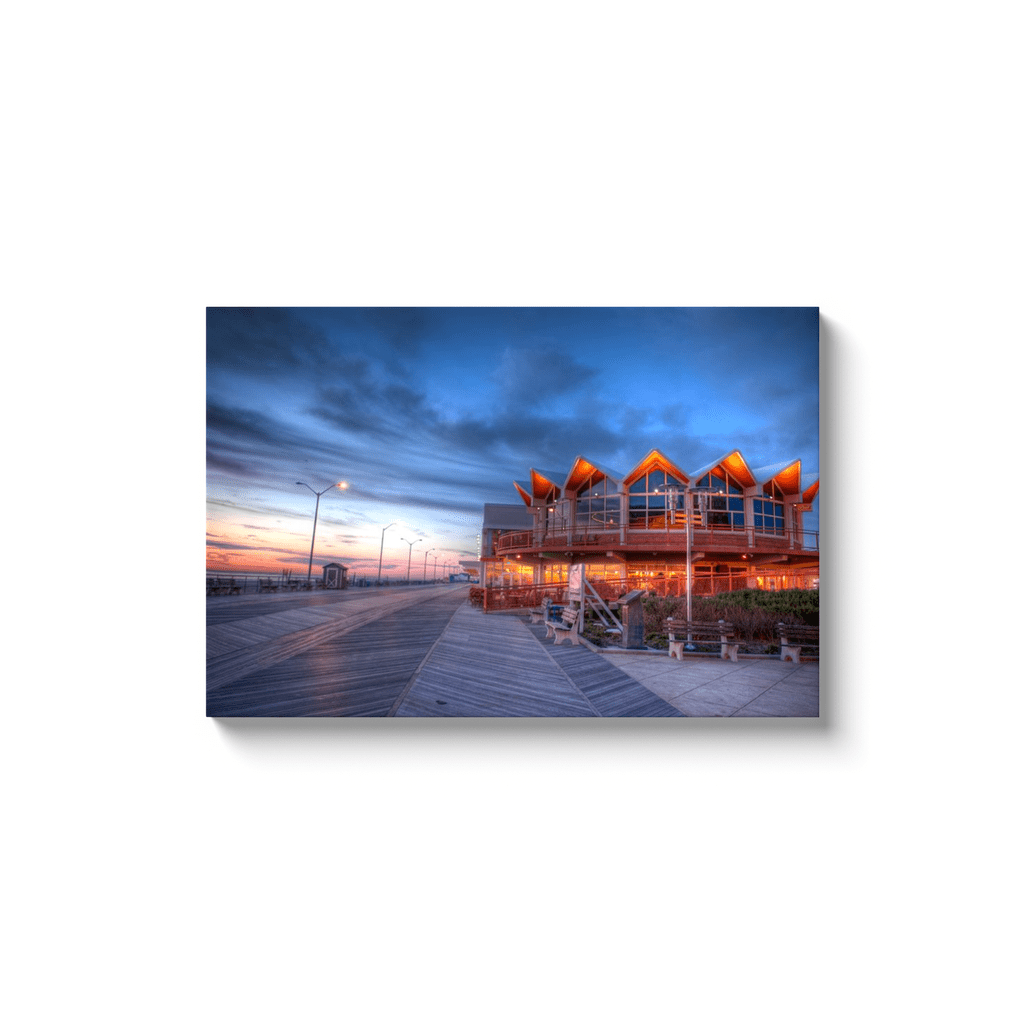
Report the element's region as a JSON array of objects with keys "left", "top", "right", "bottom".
[
  {"left": 257, "top": 577, "right": 278, "bottom": 593},
  {"left": 666, "top": 618, "right": 739, "bottom": 662},
  {"left": 208, "top": 577, "right": 241, "bottom": 595},
  {"left": 529, "top": 597, "right": 552, "bottom": 623},
  {"left": 546, "top": 606, "right": 582, "bottom": 645},
  {"left": 777, "top": 622, "right": 819, "bottom": 663}
]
